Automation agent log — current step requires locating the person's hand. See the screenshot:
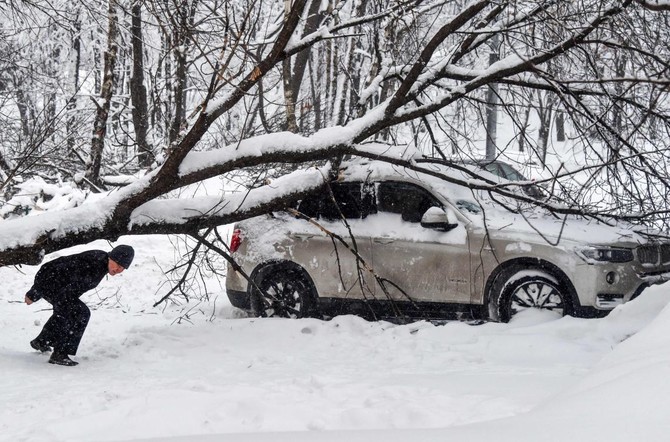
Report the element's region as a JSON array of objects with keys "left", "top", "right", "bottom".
[{"left": 25, "top": 295, "right": 33, "bottom": 305}]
